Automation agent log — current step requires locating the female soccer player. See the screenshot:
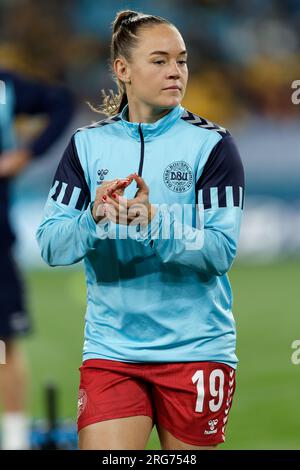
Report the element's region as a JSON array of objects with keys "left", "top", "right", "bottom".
[{"left": 36, "top": 10, "right": 245, "bottom": 450}]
